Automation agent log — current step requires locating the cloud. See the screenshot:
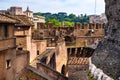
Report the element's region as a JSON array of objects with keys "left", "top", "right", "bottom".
[{"left": 0, "top": 0, "right": 105, "bottom": 15}]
